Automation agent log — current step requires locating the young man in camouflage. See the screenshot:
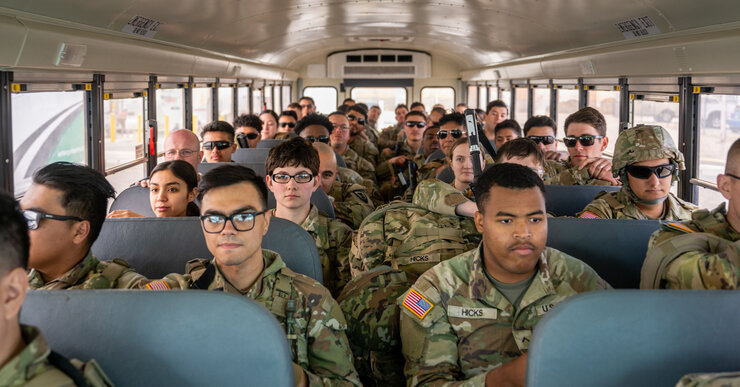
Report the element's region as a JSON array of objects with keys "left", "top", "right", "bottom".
[
  {"left": 642, "top": 138, "right": 740, "bottom": 290},
  {"left": 579, "top": 125, "right": 698, "bottom": 220},
  {"left": 266, "top": 137, "right": 354, "bottom": 297},
  {"left": 0, "top": 192, "right": 113, "bottom": 386},
  {"left": 377, "top": 104, "right": 409, "bottom": 152},
  {"left": 145, "top": 165, "right": 360, "bottom": 386},
  {"left": 399, "top": 163, "right": 609, "bottom": 386},
  {"left": 327, "top": 111, "right": 377, "bottom": 183},
  {"left": 376, "top": 110, "right": 429, "bottom": 201},
  {"left": 346, "top": 105, "right": 380, "bottom": 166},
  {"left": 20, "top": 162, "right": 147, "bottom": 290}
]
